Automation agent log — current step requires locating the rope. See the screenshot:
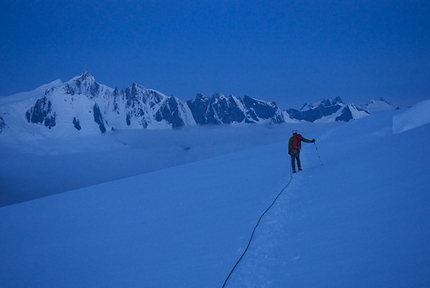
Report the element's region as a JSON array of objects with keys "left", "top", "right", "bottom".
[{"left": 221, "top": 171, "right": 294, "bottom": 287}]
